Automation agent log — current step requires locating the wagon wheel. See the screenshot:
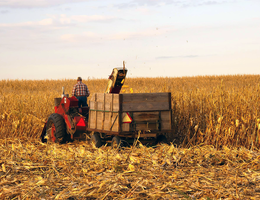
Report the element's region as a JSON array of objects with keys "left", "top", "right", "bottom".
[
  {"left": 111, "top": 136, "right": 122, "bottom": 149},
  {"left": 46, "top": 113, "right": 68, "bottom": 144},
  {"left": 156, "top": 135, "right": 168, "bottom": 145},
  {"left": 91, "top": 132, "right": 102, "bottom": 148}
]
